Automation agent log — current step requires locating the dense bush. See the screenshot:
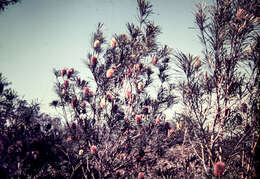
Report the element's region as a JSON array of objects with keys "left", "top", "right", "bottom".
[
  {"left": 0, "top": 73, "right": 64, "bottom": 178},
  {"left": 0, "top": 0, "right": 259, "bottom": 178}
]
